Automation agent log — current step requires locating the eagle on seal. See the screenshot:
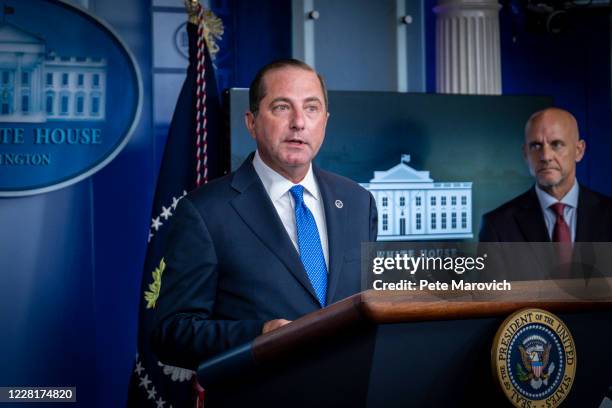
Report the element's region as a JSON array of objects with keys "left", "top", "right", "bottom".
[{"left": 519, "top": 343, "right": 551, "bottom": 379}]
